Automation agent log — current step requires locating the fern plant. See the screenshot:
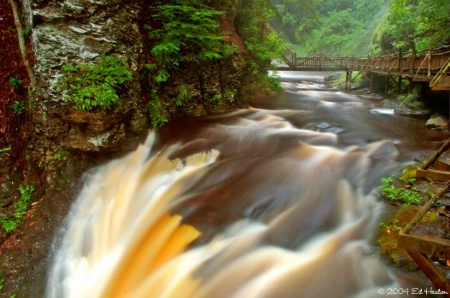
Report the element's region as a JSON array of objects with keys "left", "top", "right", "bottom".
[
  {"left": 148, "top": 100, "right": 169, "bottom": 128},
  {"left": 148, "top": 1, "right": 231, "bottom": 68},
  {"left": 61, "top": 56, "right": 133, "bottom": 111},
  {"left": 0, "top": 184, "right": 35, "bottom": 233}
]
